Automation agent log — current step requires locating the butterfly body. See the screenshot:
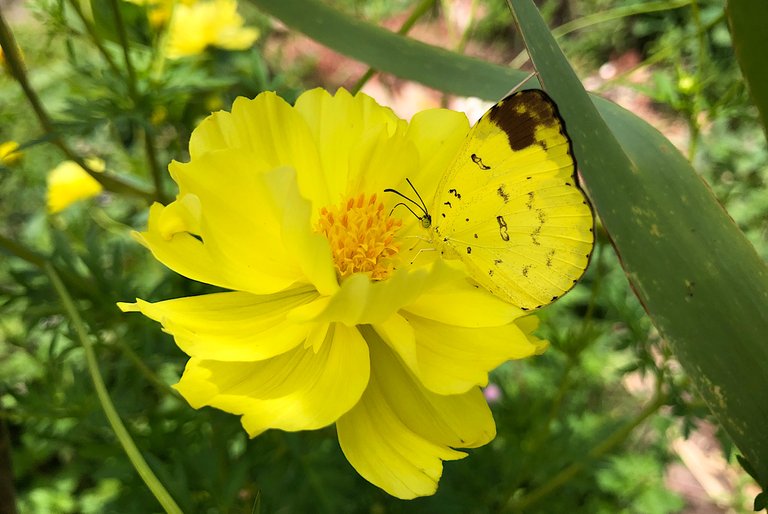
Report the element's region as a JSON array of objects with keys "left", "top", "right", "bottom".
[{"left": 427, "top": 89, "right": 594, "bottom": 311}]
